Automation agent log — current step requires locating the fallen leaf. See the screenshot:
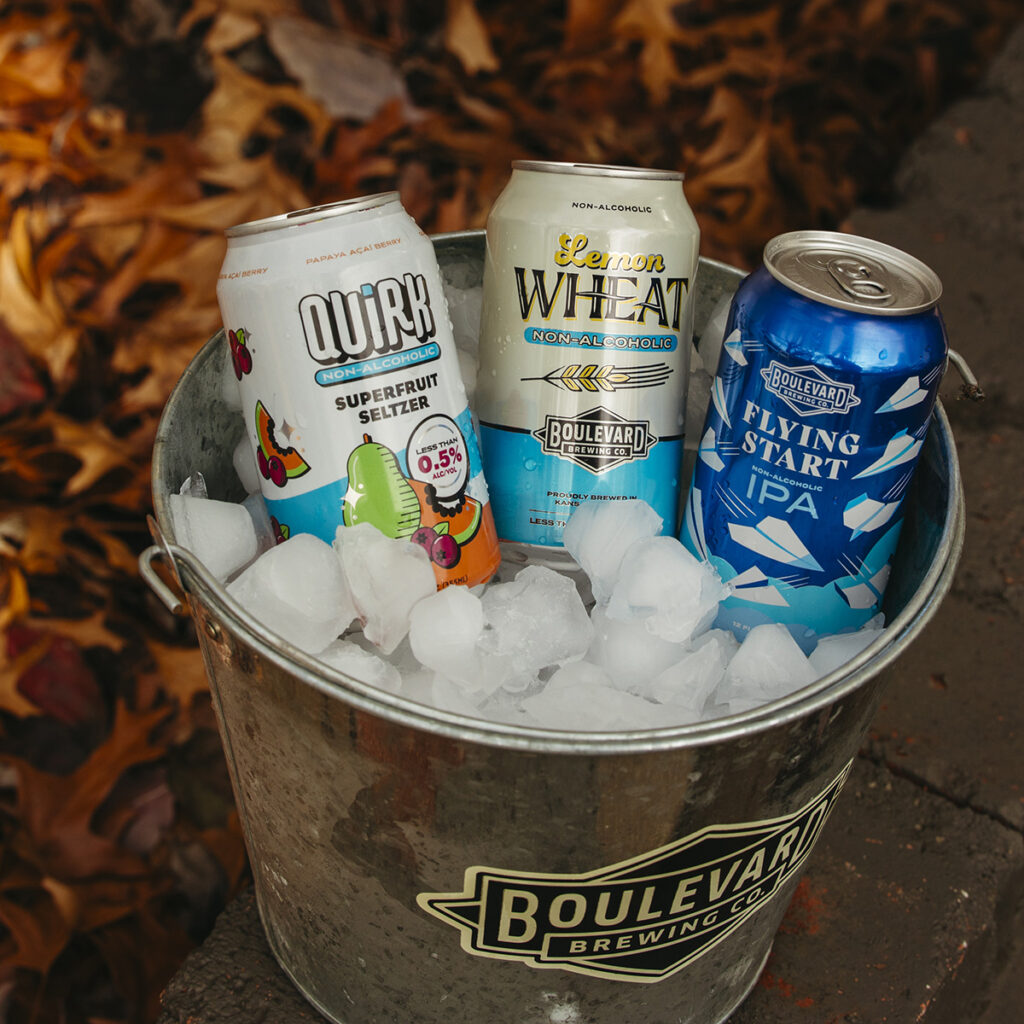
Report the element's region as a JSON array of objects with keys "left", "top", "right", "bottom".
[
  {"left": 267, "top": 15, "right": 410, "bottom": 121},
  {"left": 444, "top": 0, "right": 500, "bottom": 75}
]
